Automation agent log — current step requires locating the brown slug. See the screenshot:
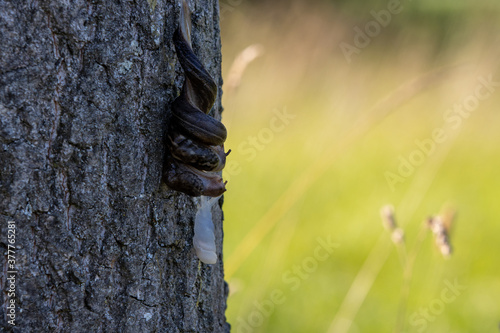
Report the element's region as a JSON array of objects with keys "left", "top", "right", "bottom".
[{"left": 163, "top": 0, "right": 228, "bottom": 197}]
